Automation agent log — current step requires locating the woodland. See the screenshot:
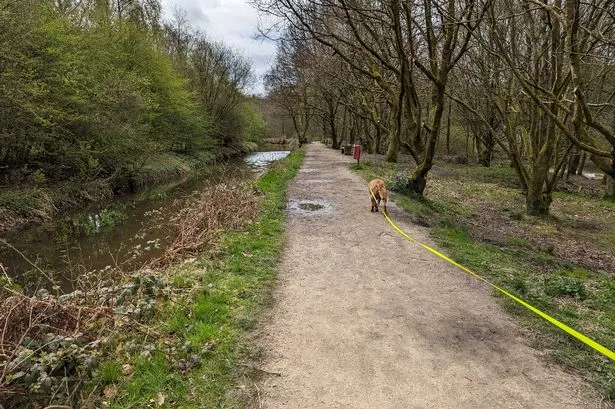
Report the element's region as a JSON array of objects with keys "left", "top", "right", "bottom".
[{"left": 257, "top": 0, "right": 615, "bottom": 214}]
